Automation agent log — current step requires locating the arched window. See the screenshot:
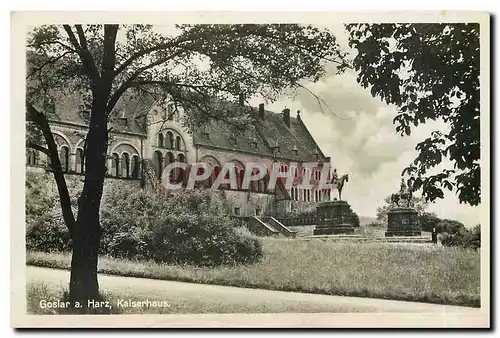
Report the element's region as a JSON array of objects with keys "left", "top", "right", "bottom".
[
  {"left": 153, "top": 151, "right": 163, "bottom": 179},
  {"left": 165, "top": 152, "right": 174, "bottom": 165},
  {"left": 238, "top": 169, "right": 245, "bottom": 190},
  {"left": 307, "top": 189, "right": 311, "bottom": 202},
  {"left": 213, "top": 166, "right": 221, "bottom": 188},
  {"left": 258, "top": 176, "right": 266, "bottom": 193},
  {"left": 75, "top": 148, "right": 84, "bottom": 173},
  {"left": 26, "top": 149, "right": 38, "bottom": 166},
  {"left": 176, "top": 136, "right": 182, "bottom": 150},
  {"left": 111, "top": 153, "right": 120, "bottom": 177},
  {"left": 158, "top": 133, "right": 164, "bottom": 148},
  {"left": 131, "top": 155, "right": 140, "bottom": 179},
  {"left": 121, "top": 153, "right": 130, "bottom": 178},
  {"left": 166, "top": 131, "right": 174, "bottom": 149},
  {"left": 59, "top": 146, "right": 69, "bottom": 172},
  {"left": 177, "top": 153, "right": 185, "bottom": 163}
]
